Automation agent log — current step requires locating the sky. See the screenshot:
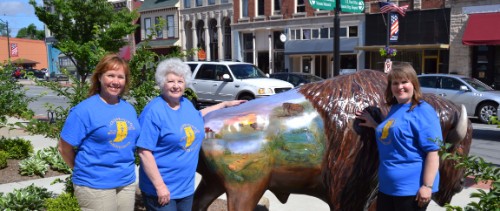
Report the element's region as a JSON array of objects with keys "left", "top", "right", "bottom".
[{"left": 0, "top": 0, "right": 45, "bottom": 37}]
